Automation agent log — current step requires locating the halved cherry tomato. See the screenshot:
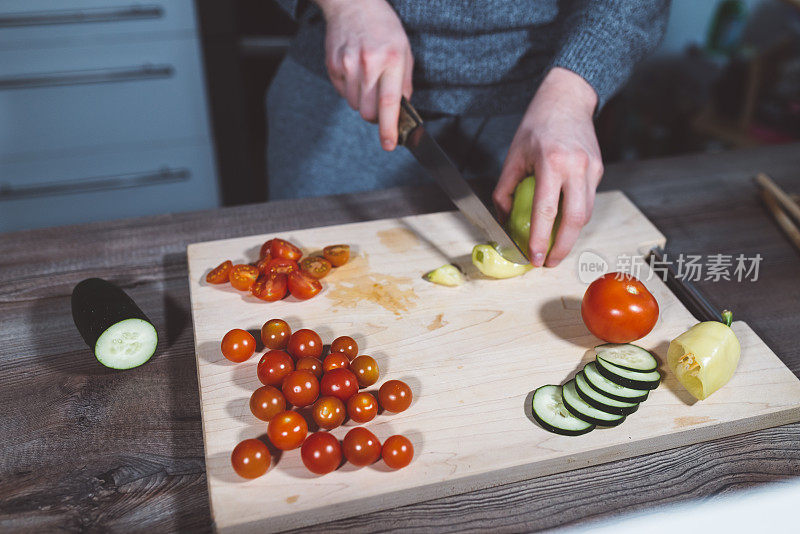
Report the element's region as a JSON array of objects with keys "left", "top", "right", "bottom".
[
  {"left": 206, "top": 260, "right": 233, "bottom": 284},
  {"left": 323, "top": 244, "right": 350, "bottom": 267},
  {"left": 267, "top": 257, "right": 299, "bottom": 275},
  {"left": 255, "top": 255, "right": 271, "bottom": 274},
  {"left": 251, "top": 273, "right": 288, "bottom": 302},
  {"left": 288, "top": 270, "right": 322, "bottom": 300},
  {"left": 230, "top": 264, "right": 260, "bottom": 292},
  {"left": 259, "top": 239, "right": 274, "bottom": 259},
  {"left": 270, "top": 238, "right": 303, "bottom": 261},
  {"left": 300, "top": 256, "right": 332, "bottom": 279}
]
